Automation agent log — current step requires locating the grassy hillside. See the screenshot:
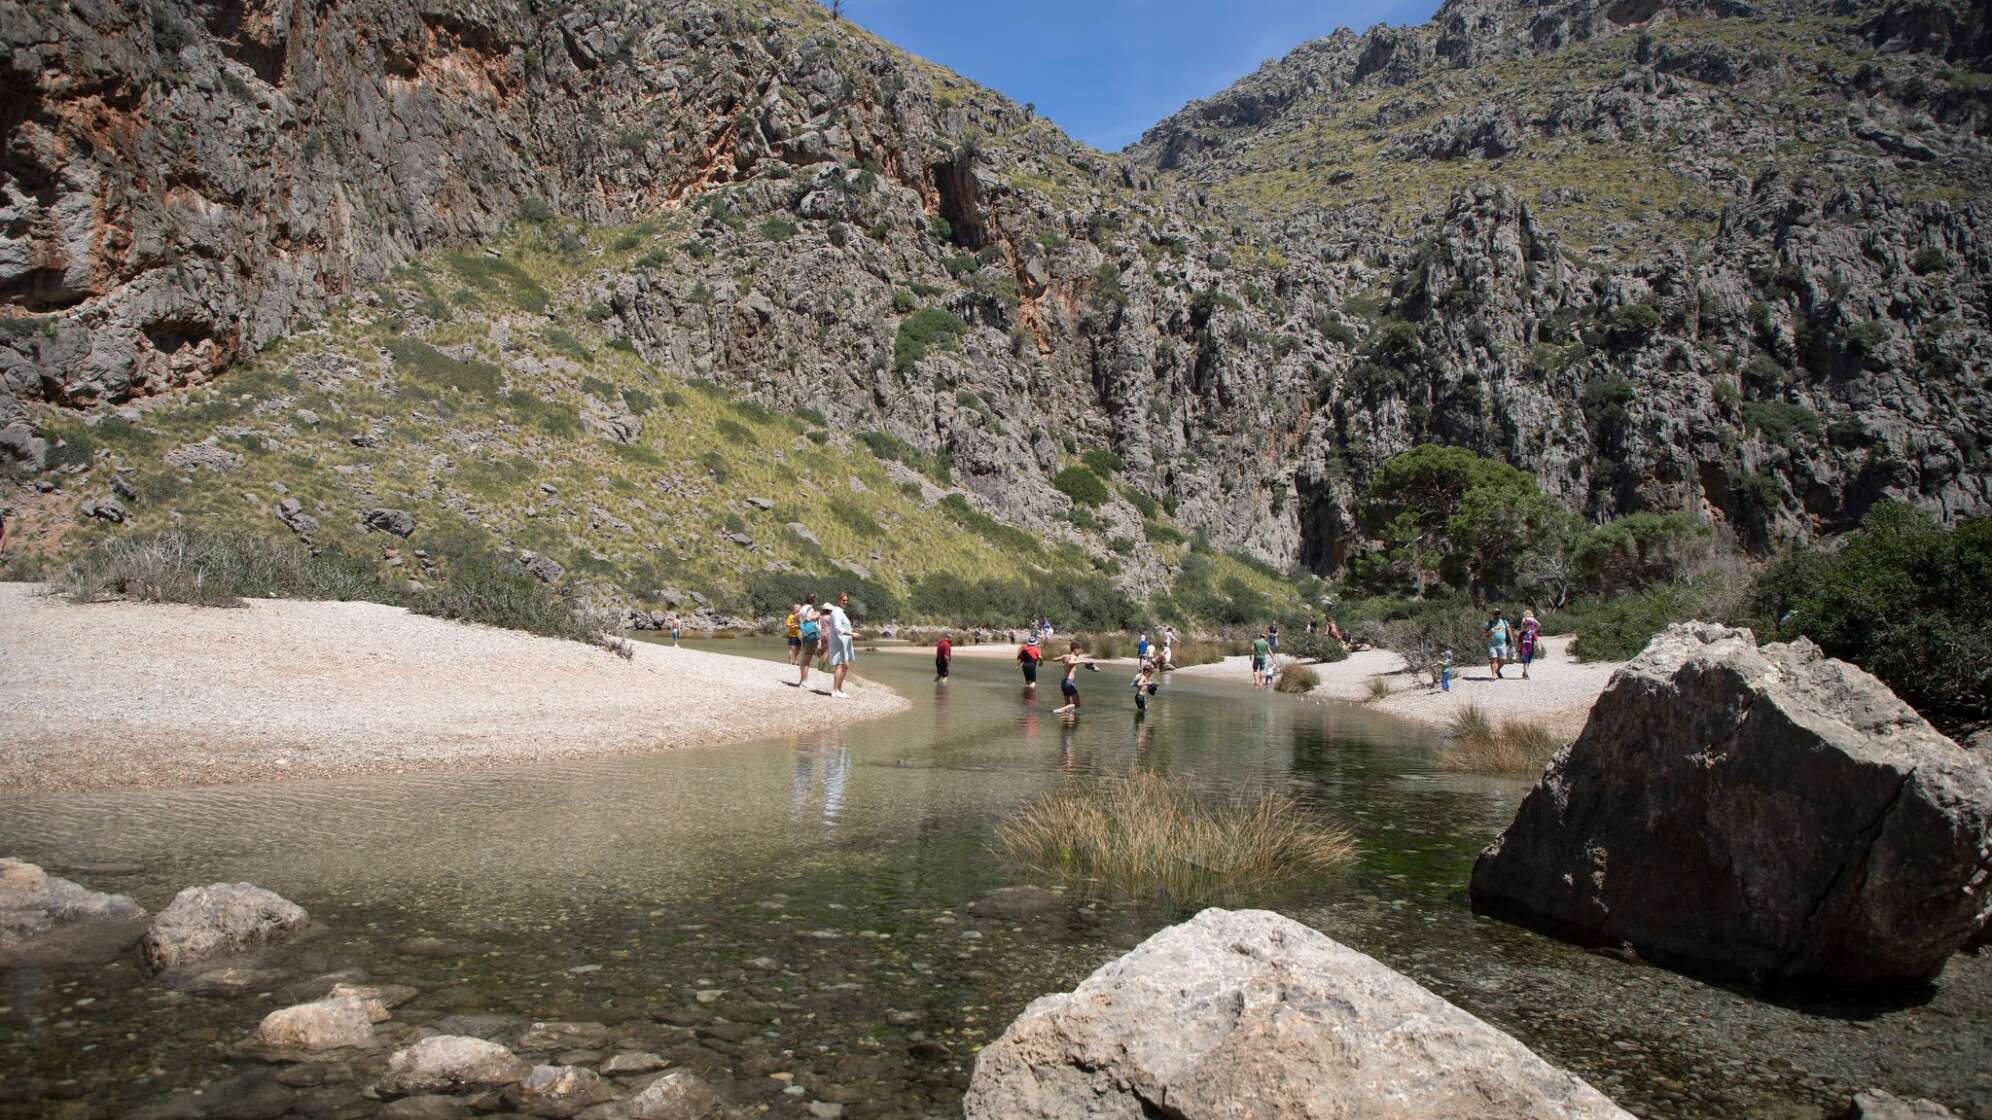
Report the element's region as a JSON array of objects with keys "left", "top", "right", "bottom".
[{"left": 13, "top": 211, "right": 1305, "bottom": 630}]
